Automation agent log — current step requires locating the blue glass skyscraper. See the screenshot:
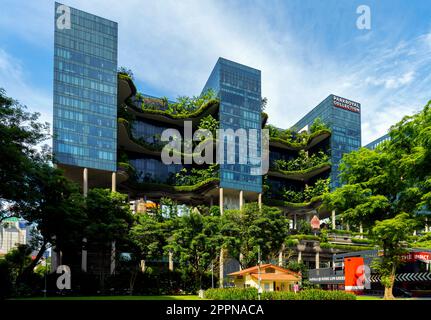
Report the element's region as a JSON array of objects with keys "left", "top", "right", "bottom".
[
  {"left": 202, "top": 58, "right": 262, "bottom": 194},
  {"left": 292, "top": 95, "right": 361, "bottom": 188},
  {"left": 53, "top": 2, "right": 118, "bottom": 172}
]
